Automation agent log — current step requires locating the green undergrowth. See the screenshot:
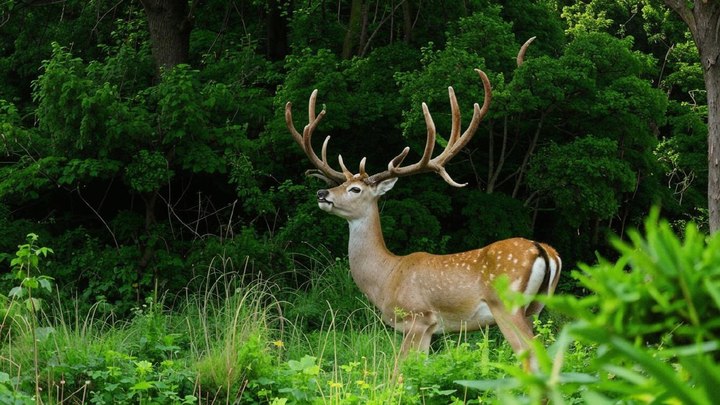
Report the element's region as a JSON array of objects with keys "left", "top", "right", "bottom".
[{"left": 1, "top": 210, "right": 719, "bottom": 404}]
